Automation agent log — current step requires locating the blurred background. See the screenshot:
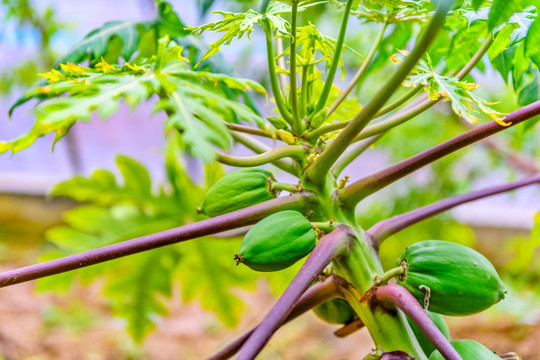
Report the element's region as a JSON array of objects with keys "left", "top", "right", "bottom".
[{"left": 0, "top": 0, "right": 539, "bottom": 359}]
